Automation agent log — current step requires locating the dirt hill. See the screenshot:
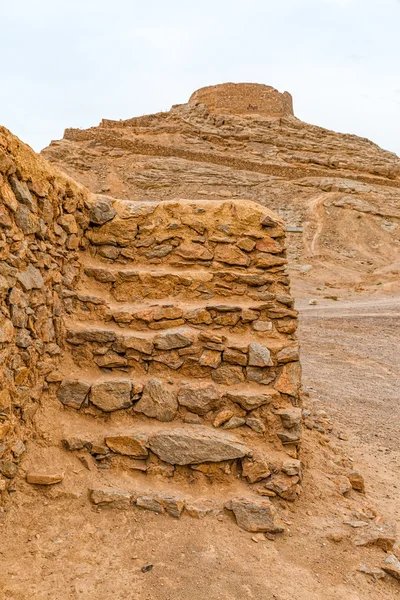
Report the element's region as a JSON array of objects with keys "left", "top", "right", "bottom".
[{"left": 42, "top": 82, "right": 400, "bottom": 297}]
